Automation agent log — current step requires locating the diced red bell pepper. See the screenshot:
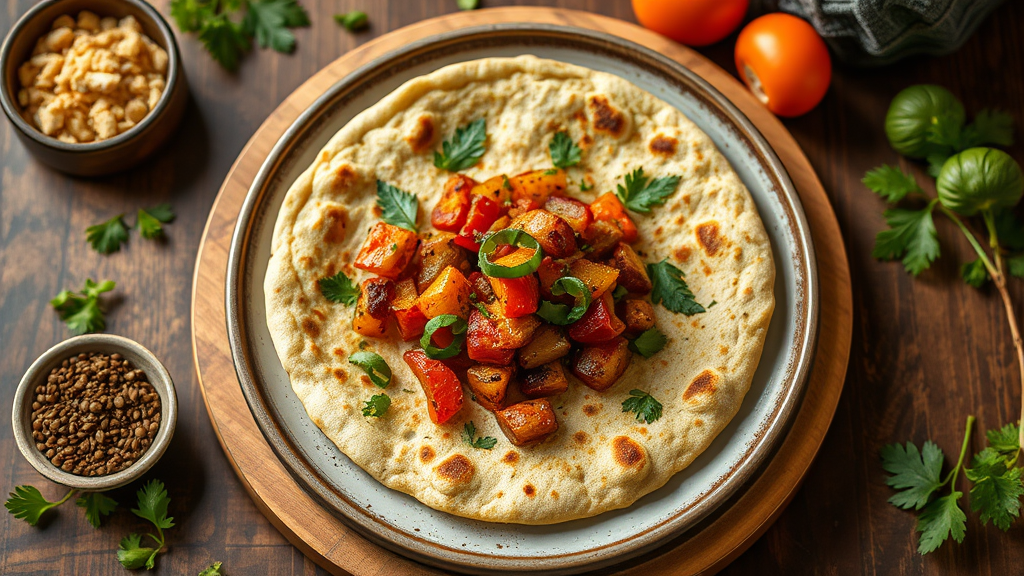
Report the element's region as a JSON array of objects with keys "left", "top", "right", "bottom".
[
  {"left": 568, "top": 292, "right": 625, "bottom": 344},
  {"left": 454, "top": 195, "right": 504, "bottom": 252},
  {"left": 403, "top": 349, "right": 464, "bottom": 424},
  {"left": 432, "top": 175, "right": 476, "bottom": 232},
  {"left": 487, "top": 249, "right": 540, "bottom": 318},
  {"left": 467, "top": 309, "right": 516, "bottom": 365},
  {"left": 590, "top": 193, "right": 638, "bottom": 244},
  {"left": 545, "top": 196, "right": 592, "bottom": 235},
  {"left": 392, "top": 278, "right": 427, "bottom": 341},
  {"left": 354, "top": 222, "right": 419, "bottom": 278}
]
